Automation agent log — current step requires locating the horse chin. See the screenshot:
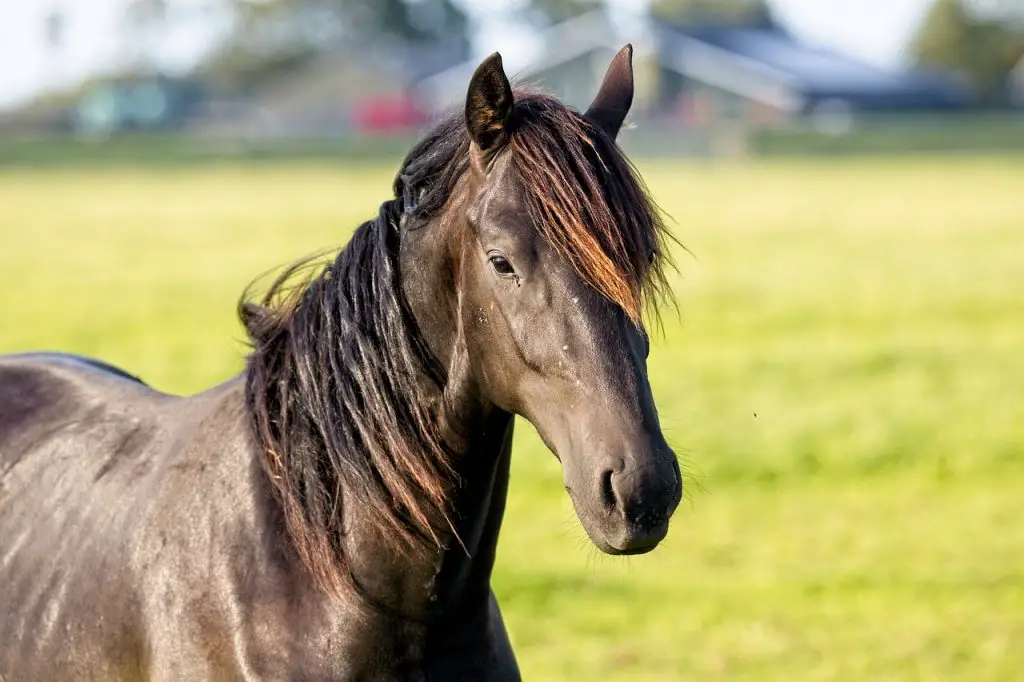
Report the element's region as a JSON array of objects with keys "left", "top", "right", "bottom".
[
  {"left": 571, "top": 498, "right": 670, "bottom": 557},
  {"left": 587, "top": 525, "right": 668, "bottom": 556}
]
